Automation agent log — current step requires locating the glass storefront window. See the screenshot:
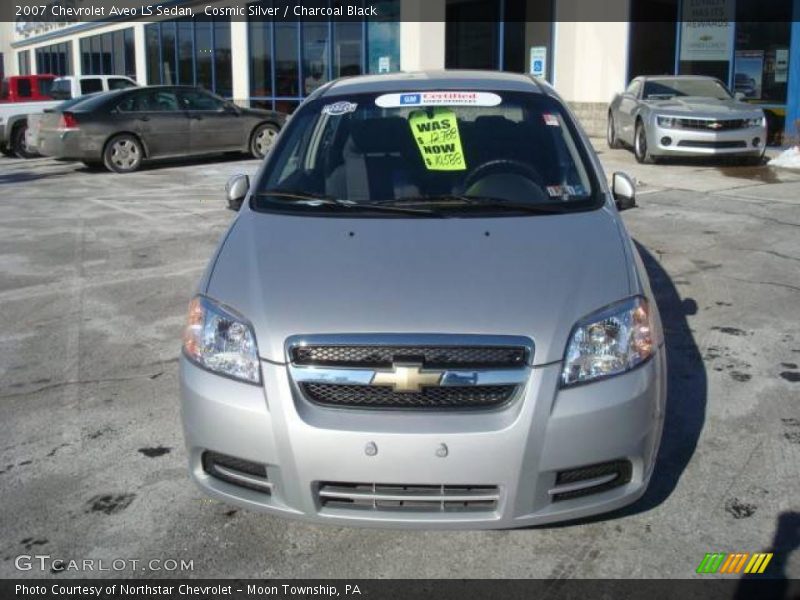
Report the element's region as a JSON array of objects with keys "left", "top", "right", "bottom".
[
  {"left": 334, "top": 22, "right": 362, "bottom": 77},
  {"left": 18, "top": 50, "right": 31, "bottom": 76},
  {"left": 275, "top": 22, "right": 299, "bottom": 97},
  {"left": 35, "top": 43, "right": 72, "bottom": 76},
  {"left": 247, "top": 0, "right": 399, "bottom": 110},
  {"left": 146, "top": 18, "right": 231, "bottom": 97},
  {"left": 81, "top": 30, "right": 136, "bottom": 78},
  {"left": 303, "top": 22, "right": 330, "bottom": 95}
]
